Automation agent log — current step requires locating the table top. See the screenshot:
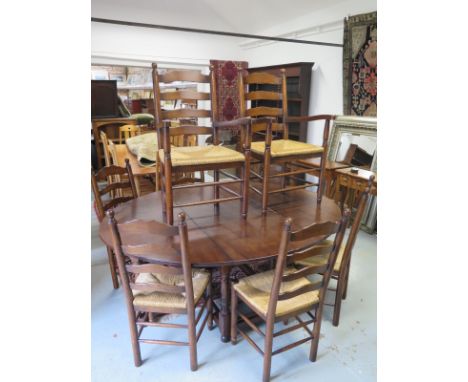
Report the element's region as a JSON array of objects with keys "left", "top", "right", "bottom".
[
  {"left": 99, "top": 188, "right": 341, "bottom": 267},
  {"left": 114, "top": 144, "right": 156, "bottom": 176}
]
